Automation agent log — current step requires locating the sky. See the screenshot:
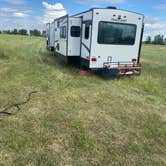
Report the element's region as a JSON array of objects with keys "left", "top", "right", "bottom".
[{"left": 0, "top": 0, "right": 166, "bottom": 39}]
